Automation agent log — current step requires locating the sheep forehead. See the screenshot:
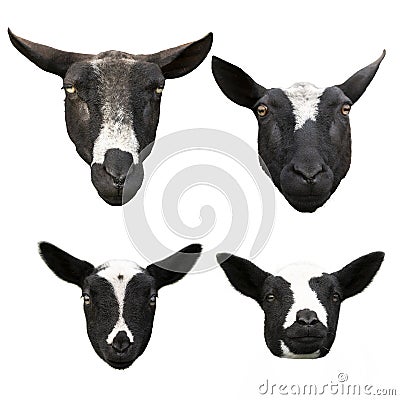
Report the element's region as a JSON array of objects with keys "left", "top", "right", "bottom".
[
  {"left": 91, "top": 58, "right": 137, "bottom": 95},
  {"left": 276, "top": 263, "right": 328, "bottom": 328},
  {"left": 96, "top": 260, "right": 144, "bottom": 283},
  {"left": 92, "top": 59, "right": 137, "bottom": 97},
  {"left": 282, "top": 82, "right": 325, "bottom": 131}
]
